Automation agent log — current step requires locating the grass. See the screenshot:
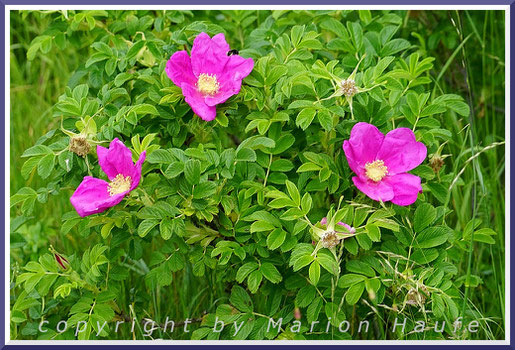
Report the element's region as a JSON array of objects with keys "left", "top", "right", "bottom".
[
  {"left": 409, "top": 10, "right": 506, "bottom": 338},
  {"left": 9, "top": 10, "right": 506, "bottom": 340}
]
